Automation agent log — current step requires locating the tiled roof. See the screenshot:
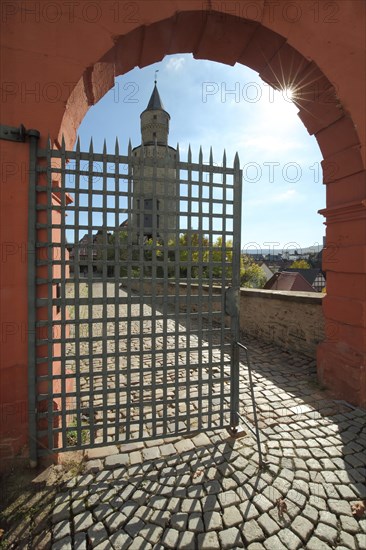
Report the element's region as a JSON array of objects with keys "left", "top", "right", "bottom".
[
  {"left": 280, "top": 268, "right": 323, "bottom": 285},
  {"left": 264, "top": 271, "right": 315, "bottom": 292}
]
